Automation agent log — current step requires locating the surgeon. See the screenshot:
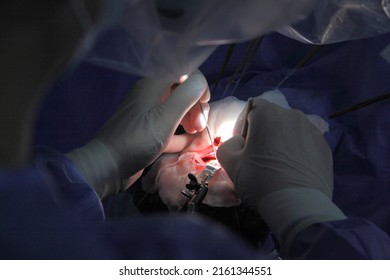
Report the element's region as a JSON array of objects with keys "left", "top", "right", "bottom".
[
  {"left": 1, "top": 0, "right": 390, "bottom": 260},
  {"left": 217, "top": 98, "right": 390, "bottom": 259},
  {"left": 1, "top": 0, "right": 259, "bottom": 259}
]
